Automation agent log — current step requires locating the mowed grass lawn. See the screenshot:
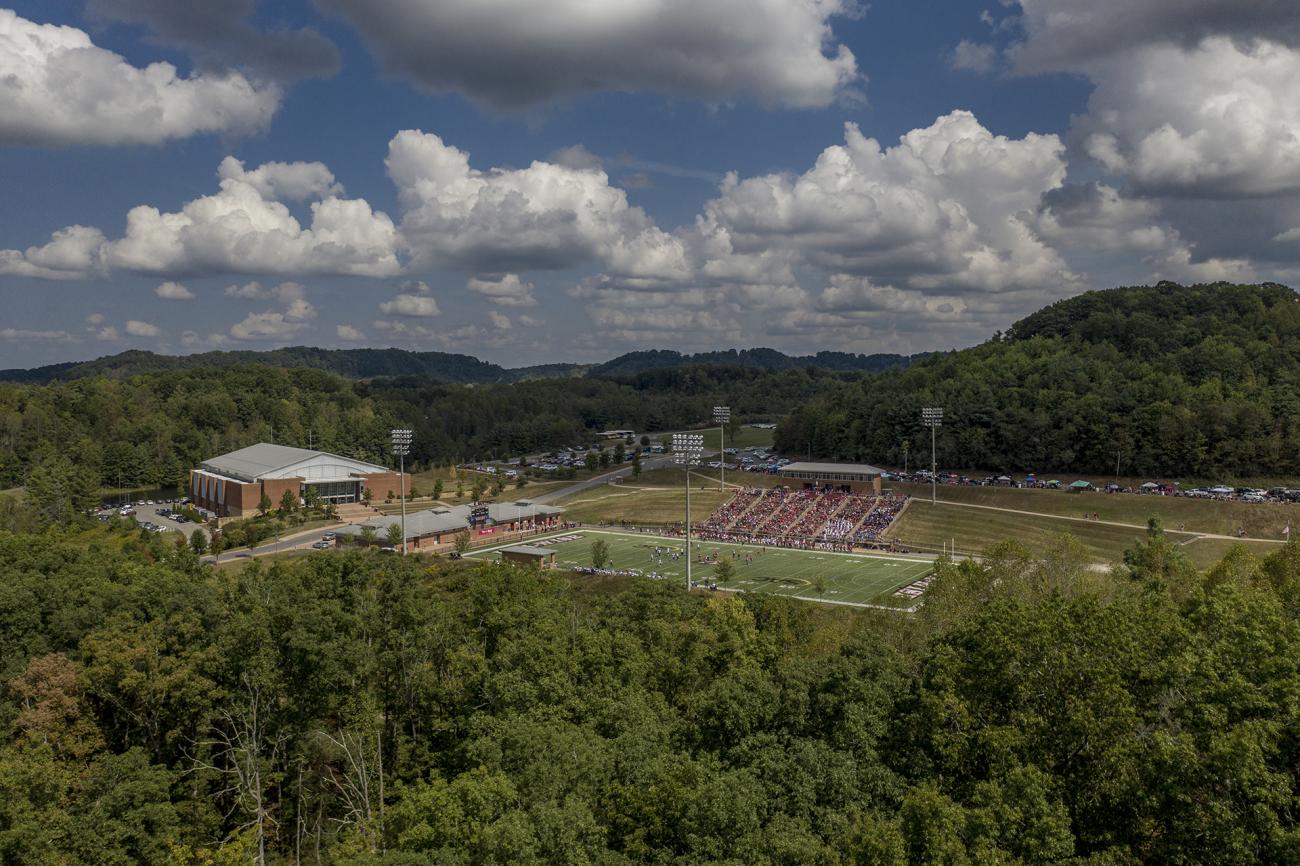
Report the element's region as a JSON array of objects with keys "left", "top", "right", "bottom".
[
  {"left": 558, "top": 486, "right": 734, "bottom": 525},
  {"left": 892, "top": 482, "right": 1297, "bottom": 539},
  {"left": 886, "top": 500, "right": 1204, "bottom": 562},
  {"left": 1178, "top": 537, "right": 1288, "bottom": 570},
  {"left": 469, "top": 529, "right": 934, "bottom": 608}
]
